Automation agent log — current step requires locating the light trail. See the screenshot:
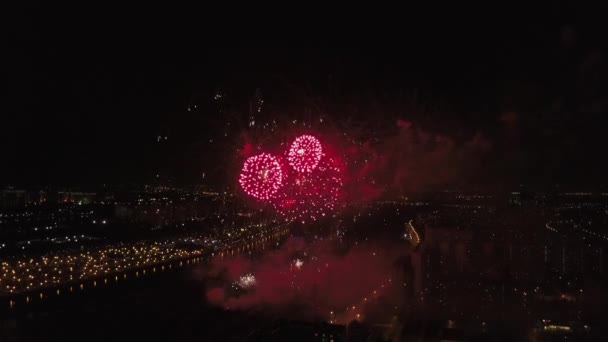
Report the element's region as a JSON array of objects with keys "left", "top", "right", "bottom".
[{"left": 406, "top": 220, "right": 421, "bottom": 247}]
